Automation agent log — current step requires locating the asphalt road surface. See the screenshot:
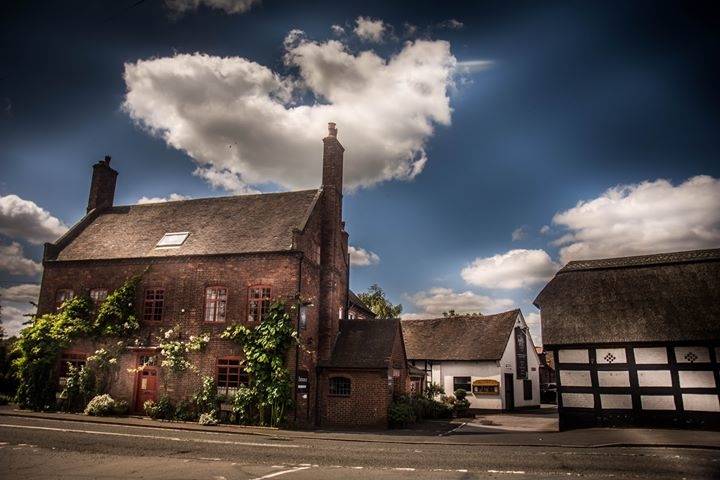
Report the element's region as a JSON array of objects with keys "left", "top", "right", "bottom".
[{"left": 1, "top": 415, "right": 718, "bottom": 479}]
